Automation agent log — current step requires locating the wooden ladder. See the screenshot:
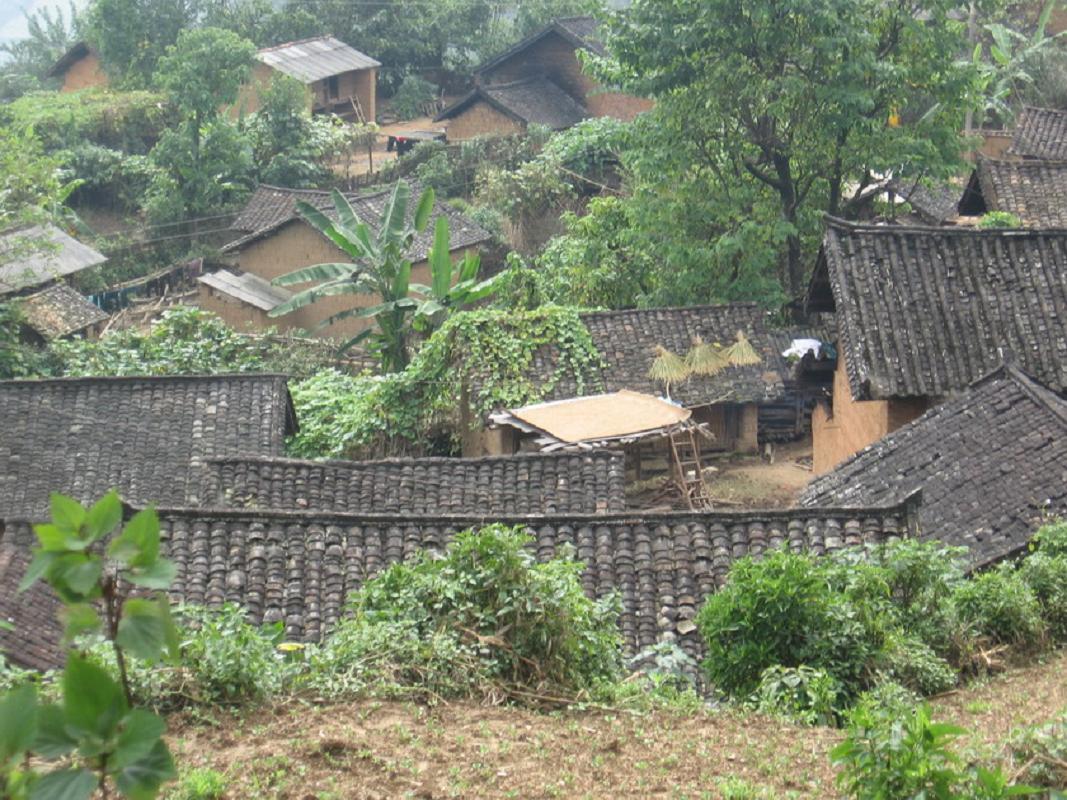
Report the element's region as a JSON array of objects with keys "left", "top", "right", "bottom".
[
  {"left": 668, "top": 428, "right": 713, "bottom": 510},
  {"left": 349, "top": 95, "right": 367, "bottom": 124}
]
